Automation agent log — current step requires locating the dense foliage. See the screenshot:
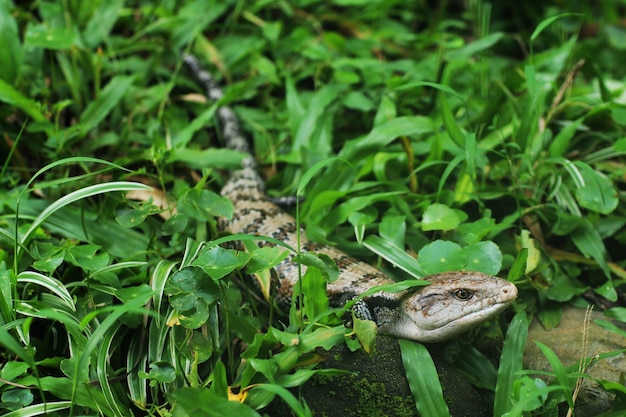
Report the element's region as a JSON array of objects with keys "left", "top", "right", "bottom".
[{"left": 1, "top": 1, "right": 626, "bottom": 416}]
